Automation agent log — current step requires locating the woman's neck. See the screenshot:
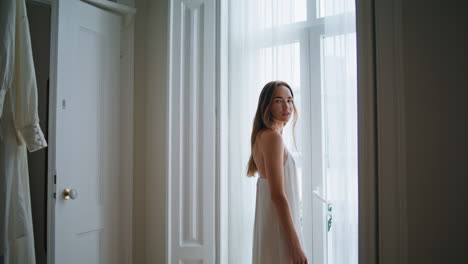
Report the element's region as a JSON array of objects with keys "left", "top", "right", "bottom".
[{"left": 271, "top": 122, "right": 284, "bottom": 135}]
